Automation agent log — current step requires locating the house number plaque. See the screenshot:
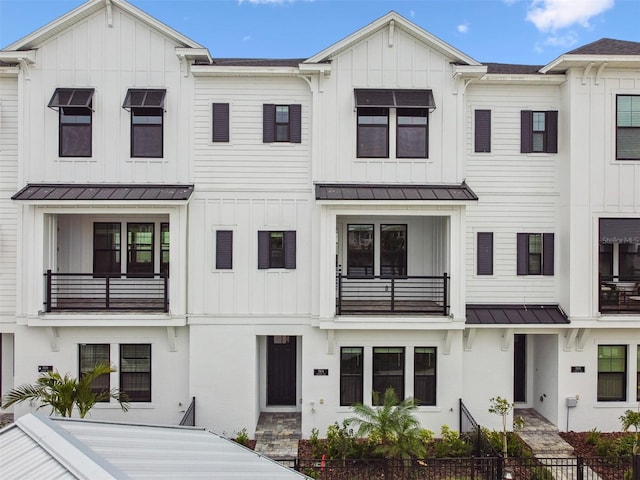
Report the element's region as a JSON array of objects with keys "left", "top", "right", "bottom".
[
  {"left": 314, "top": 369, "right": 329, "bottom": 376},
  {"left": 571, "top": 366, "right": 585, "bottom": 373},
  {"left": 38, "top": 365, "right": 54, "bottom": 372}
]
